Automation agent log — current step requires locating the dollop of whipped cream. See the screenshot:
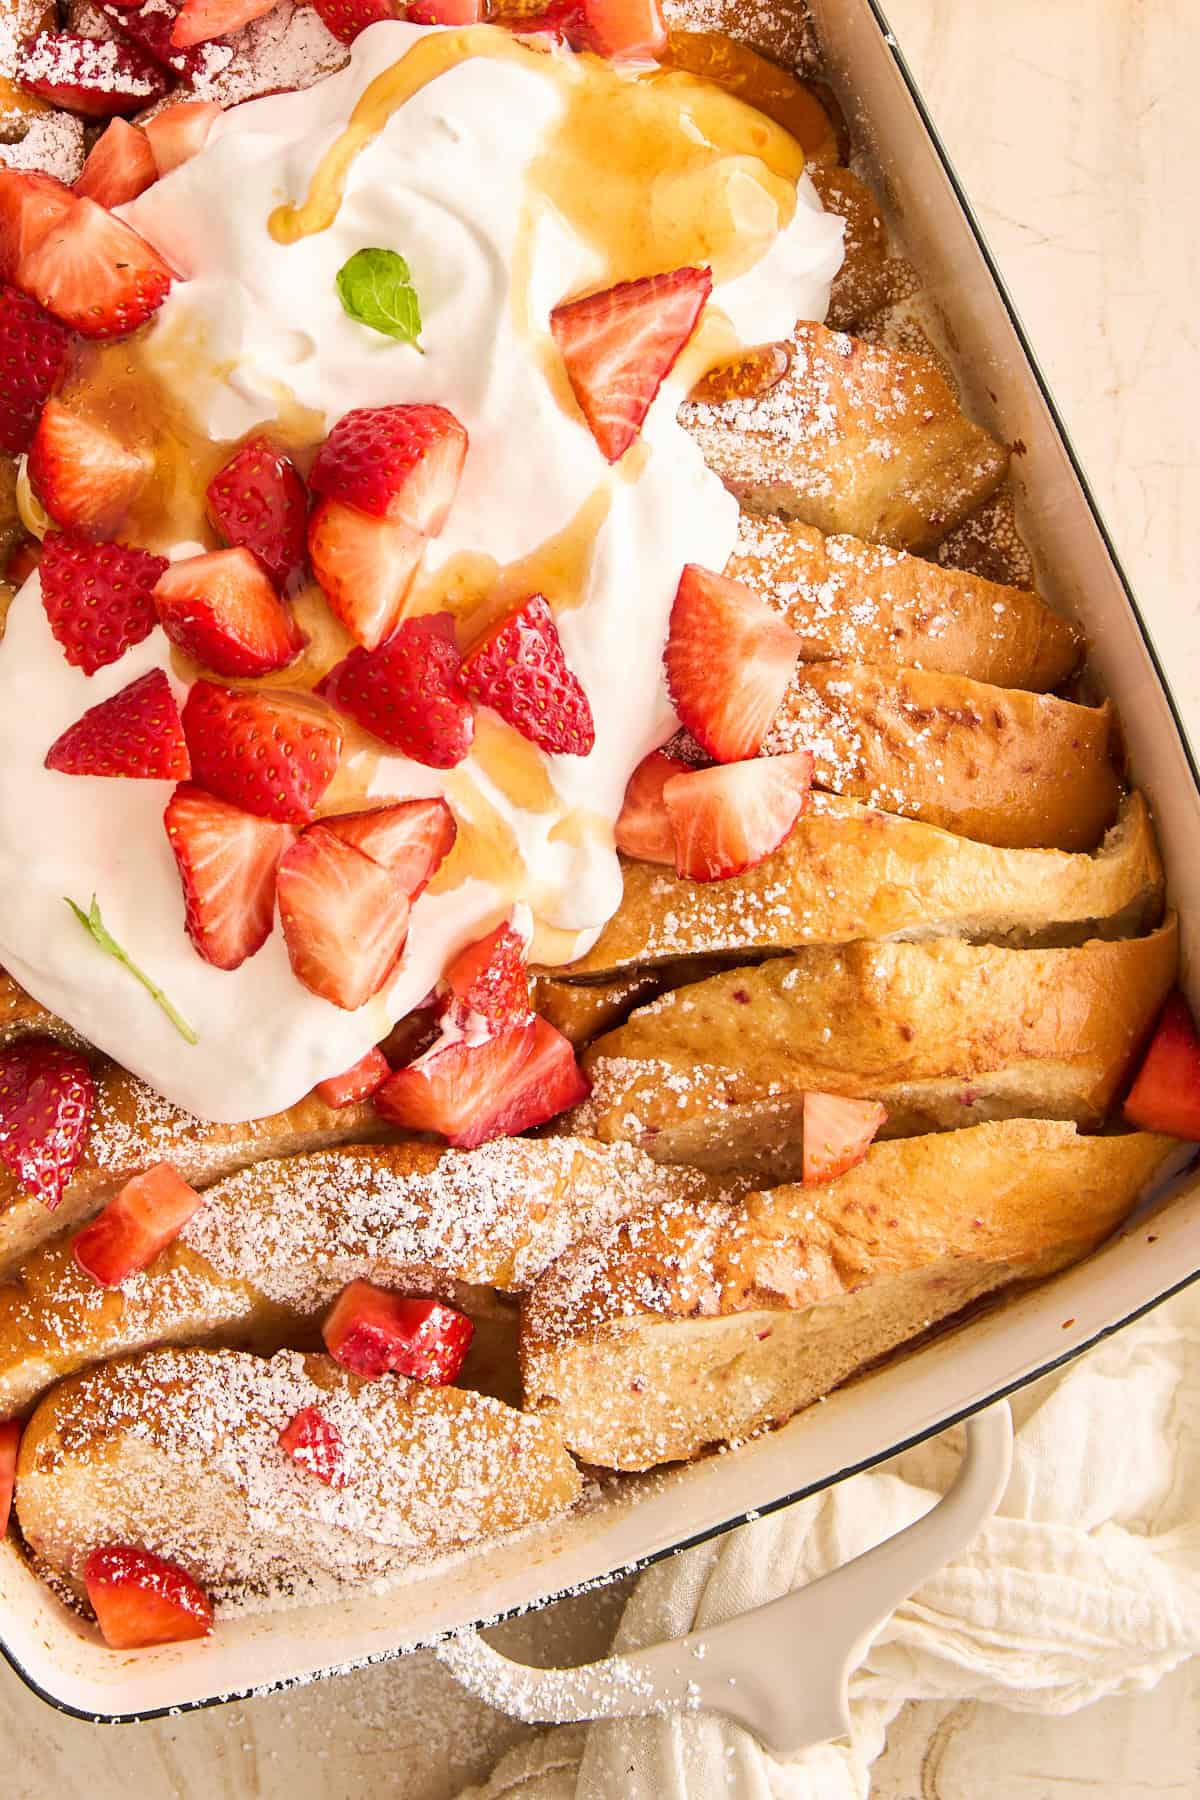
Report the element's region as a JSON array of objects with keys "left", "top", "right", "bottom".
[{"left": 0, "top": 23, "right": 843, "bottom": 1122}]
